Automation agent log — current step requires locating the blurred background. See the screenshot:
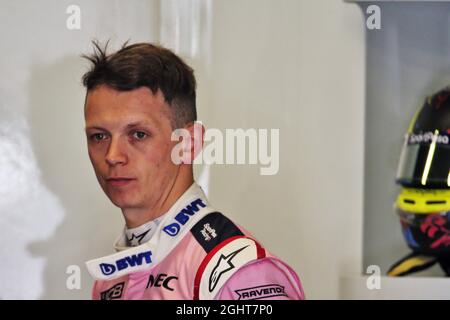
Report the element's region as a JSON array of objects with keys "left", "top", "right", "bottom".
[{"left": 7, "top": 0, "right": 436, "bottom": 299}]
